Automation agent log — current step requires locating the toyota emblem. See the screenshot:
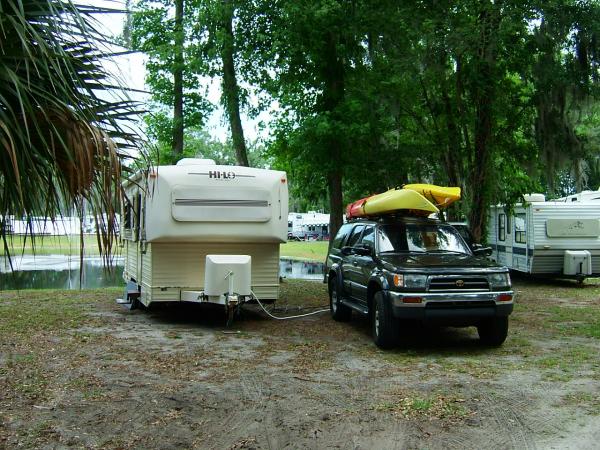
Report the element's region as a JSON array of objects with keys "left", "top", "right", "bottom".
[{"left": 455, "top": 279, "right": 465, "bottom": 287}]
